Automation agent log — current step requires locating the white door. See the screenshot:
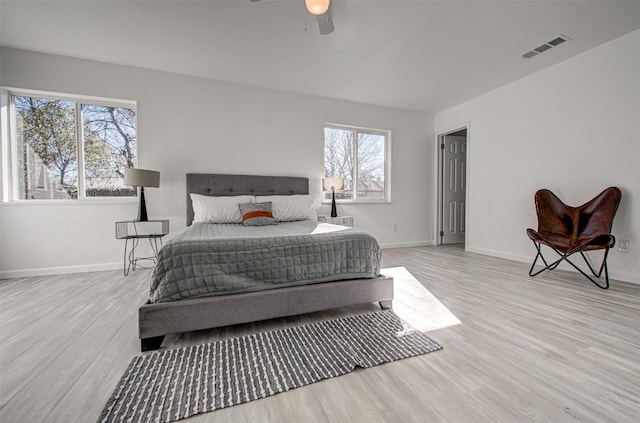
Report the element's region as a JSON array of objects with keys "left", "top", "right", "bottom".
[{"left": 442, "top": 135, "right": 466, "bottom": 244}]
